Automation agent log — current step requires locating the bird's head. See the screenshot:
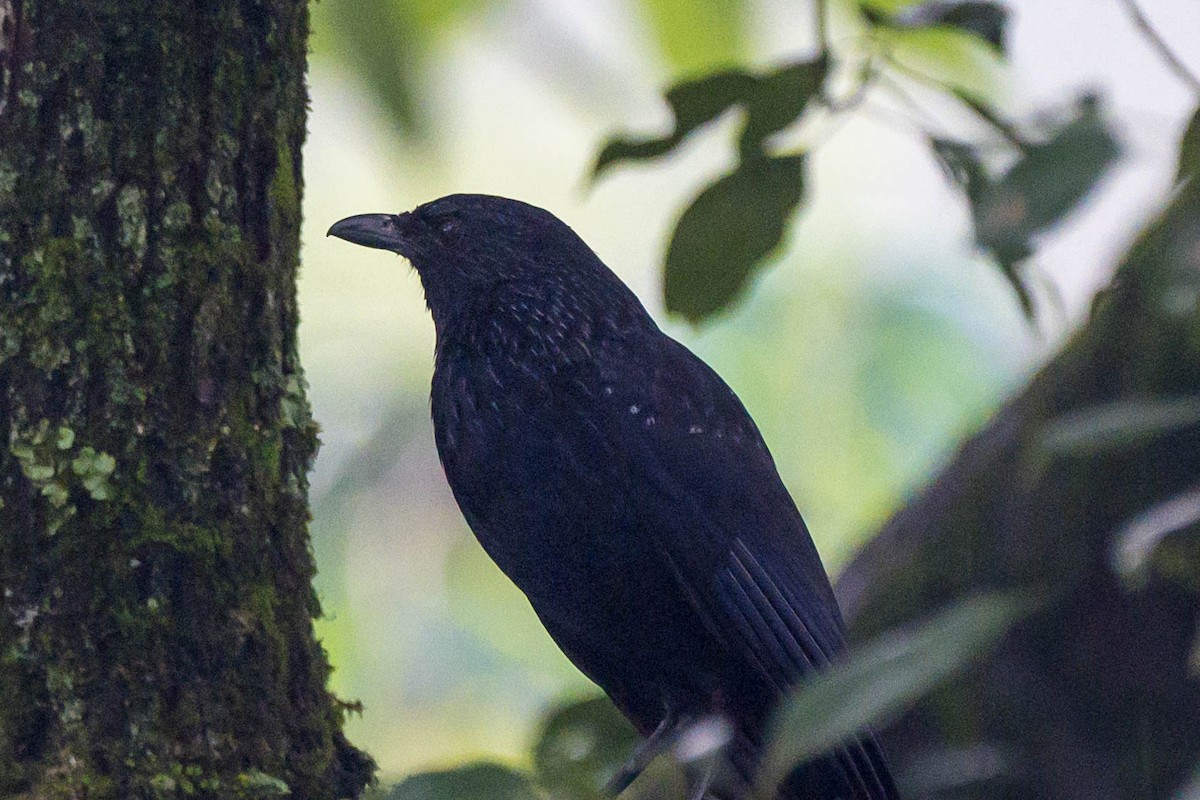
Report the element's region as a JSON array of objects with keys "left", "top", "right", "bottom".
[{"left": 328, "top": 194, "right": 649, "bottom": 339}]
